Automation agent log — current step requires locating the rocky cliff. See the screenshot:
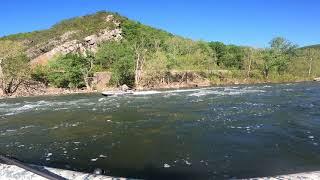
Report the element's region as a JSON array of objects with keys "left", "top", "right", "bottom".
[{"left": 29, "top": 14, "right": 122, "bottom": 67}]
